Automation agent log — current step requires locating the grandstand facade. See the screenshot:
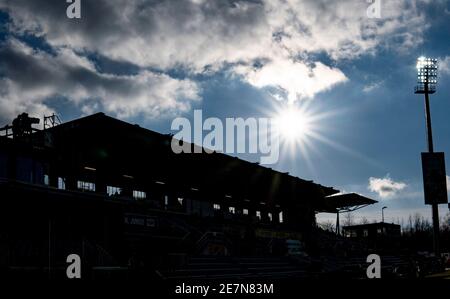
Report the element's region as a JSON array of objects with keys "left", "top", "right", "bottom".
[{"left": 0, "top": 112, "right": 377, "bottom": 279}]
